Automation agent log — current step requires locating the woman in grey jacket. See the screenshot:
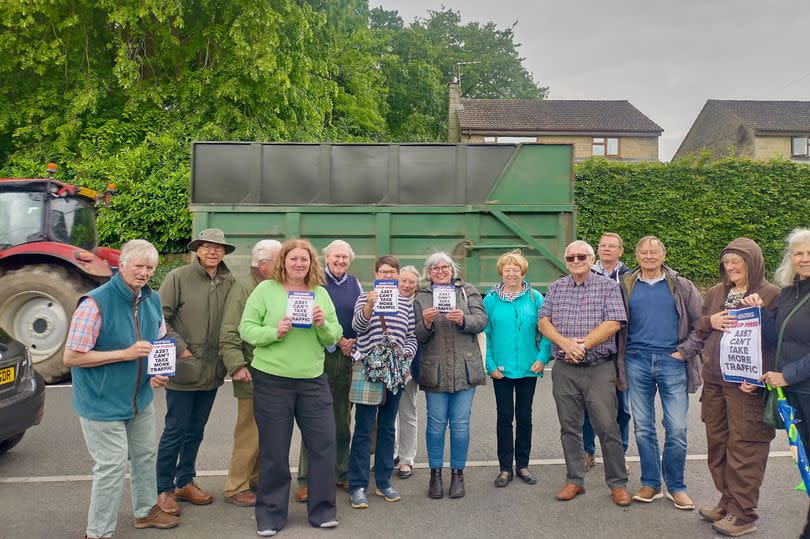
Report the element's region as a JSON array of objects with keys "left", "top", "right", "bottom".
[{"left": 413, "top": 252, "right": 488, "bottom": 500}]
